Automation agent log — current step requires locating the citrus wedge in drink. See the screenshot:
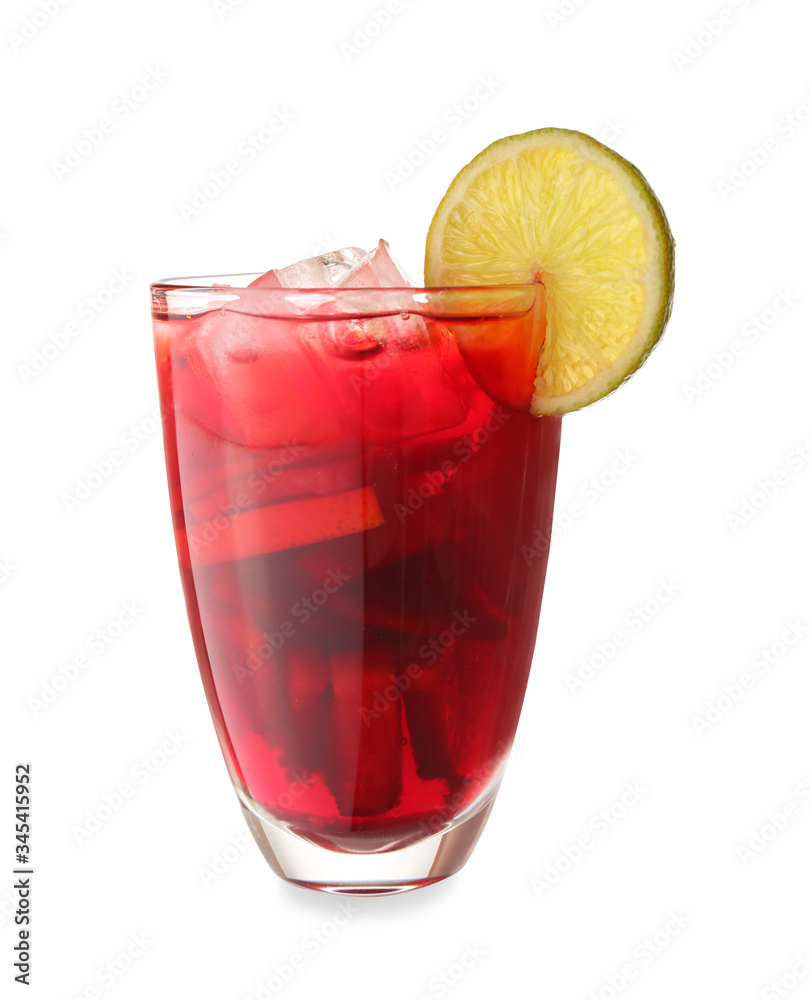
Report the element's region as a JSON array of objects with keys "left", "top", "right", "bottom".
[{"left": 425, "top": 127, "right": 674, "bottom": 414}]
